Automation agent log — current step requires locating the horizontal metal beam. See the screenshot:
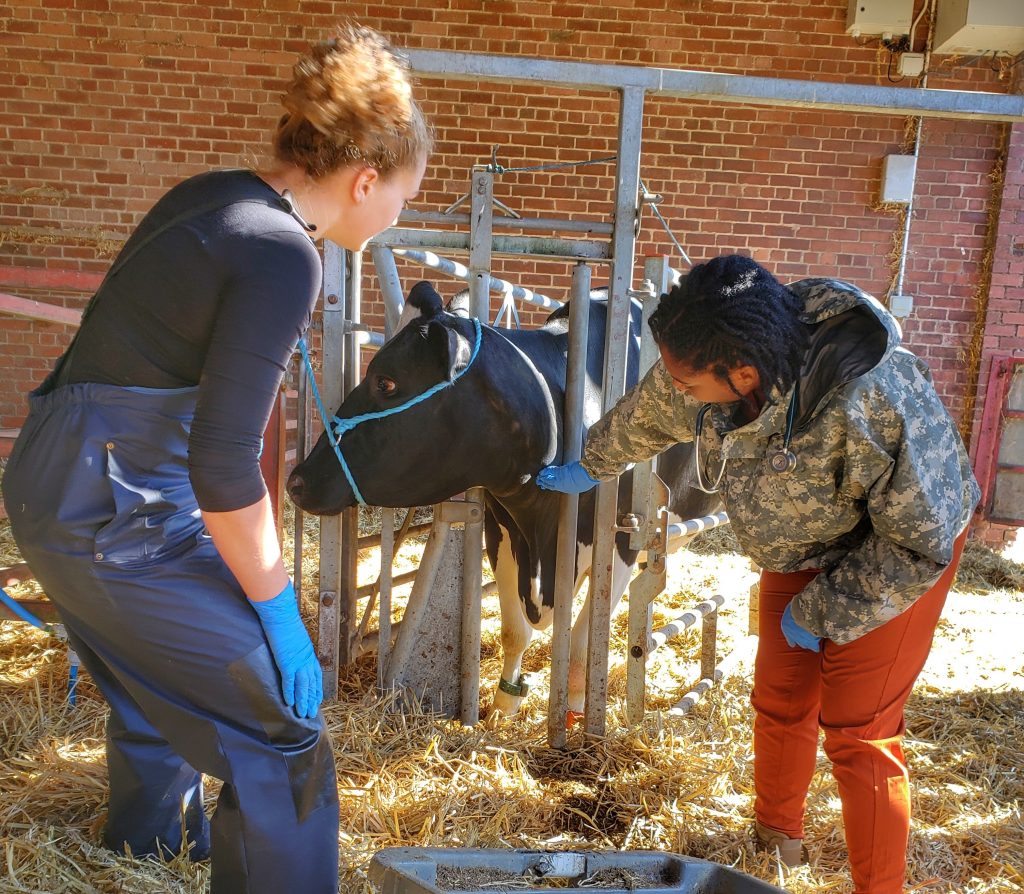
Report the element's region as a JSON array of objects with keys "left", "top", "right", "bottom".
[
  {"left": 372, "top": 227, "right": 610, "bottom": 261},
  {"left": 399, "top": 209, "right": 614, "bottom": 236},
  {"left": 406, "top": 49, "right": 1024, "bottom": 122}
]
